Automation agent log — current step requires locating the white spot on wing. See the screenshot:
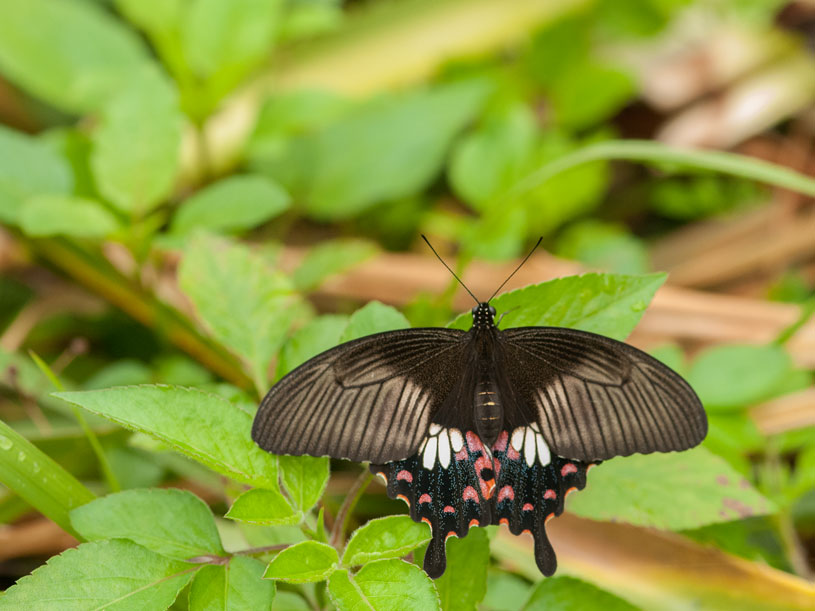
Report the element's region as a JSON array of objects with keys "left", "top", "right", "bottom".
[
  {"left": 511, "top": 427, "right": 525, "bottom": 452},
  {"left": 429, "top": 423, "right": 442, "bottom": 435},
  {"left": 449, "top": 428, "right": 464, "bottom": 453},
  {"left": 524, "top": 427, "right": 536, "bottom": 467},
  {"left": 535, "top": 433, "right": 551, "bottom": 466},
  {"left": 437, "top": 429, "right": 451, "bottom": 468},
  {"left": 423, "top": 436, "right": 438, "bottom": 470}
]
